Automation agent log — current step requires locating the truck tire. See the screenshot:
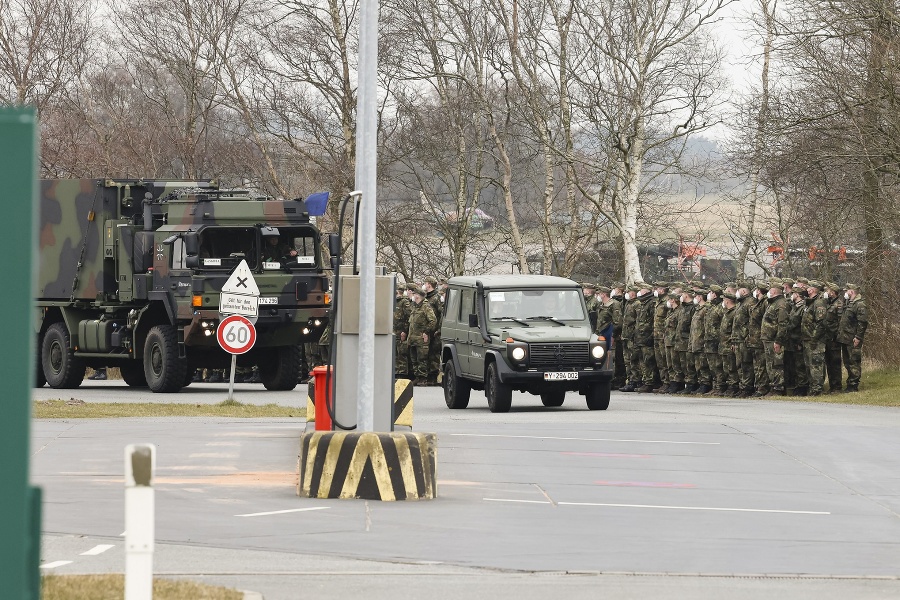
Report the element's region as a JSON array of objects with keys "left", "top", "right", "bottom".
[
  {"left": 119, "top": 361, "right": 148, "bottom": 388},
  {"left": 144, "top": 325, "right": 186, "bottom": 393},
  {"left": 586, "top": 381, "right": 611, "bottom": 410},
  {"left": 486, "top": 362, "right": 512, "bottom": 413},
  {"left": 541, "top": 390, "right": 566, "bottom": 407},
  {"left": 443, "top": 360, "right": 470, "bottom": 409},
  {"left": 259, "top": 346, "right": 300, "bottom": 391},
  {"left": 36, "top": 334, "right": 46, "bottom": 388},
  {"left": 42, "top": 323, "right": 86, "bottom": 389}
]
